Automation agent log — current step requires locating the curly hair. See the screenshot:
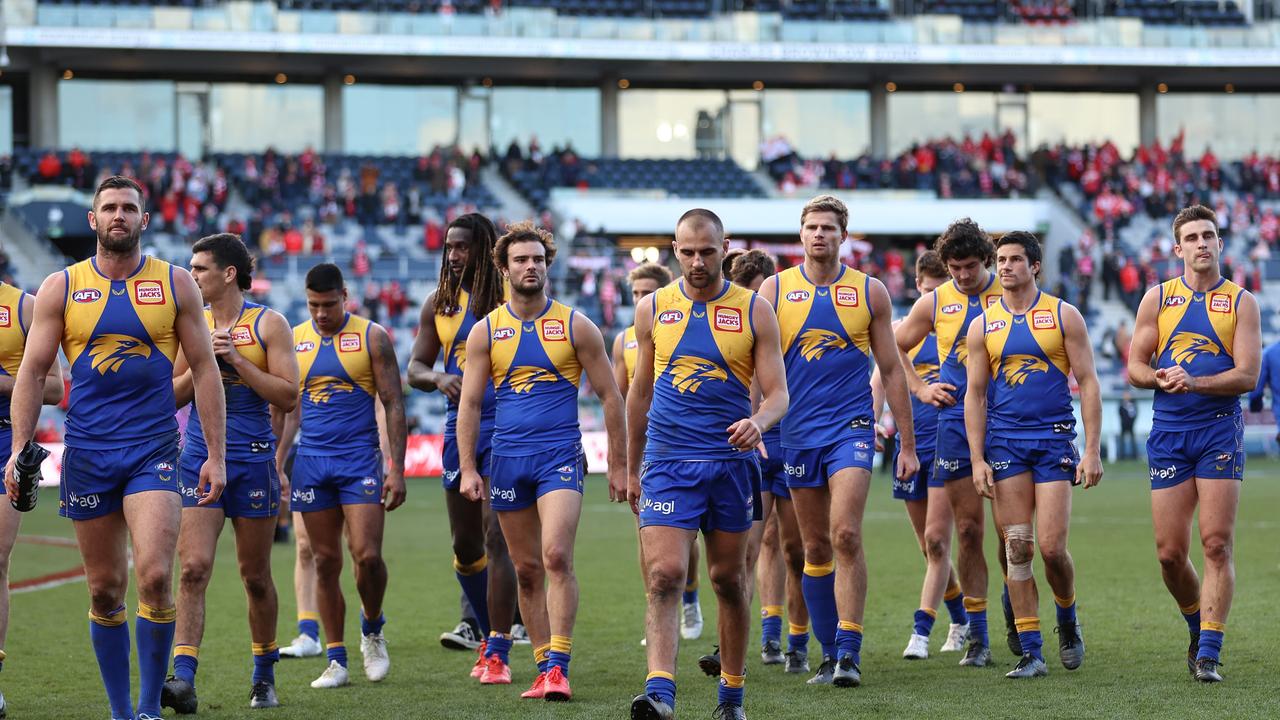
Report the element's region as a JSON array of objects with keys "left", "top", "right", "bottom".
[
  {"left": 914, "top": 250, "right": 948, "bottom": 281},
  {"left": 729, "top": 249, "right": 776, "bottom": 288},
  {"left": 493, "top": 220, "right": 557, "bottom": 270},
  {"left": 934, "top": 218, "right": 994, "bottom": 268},
  {"left": 629, "top": 262, "right": 673, "bottom": 287}
]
